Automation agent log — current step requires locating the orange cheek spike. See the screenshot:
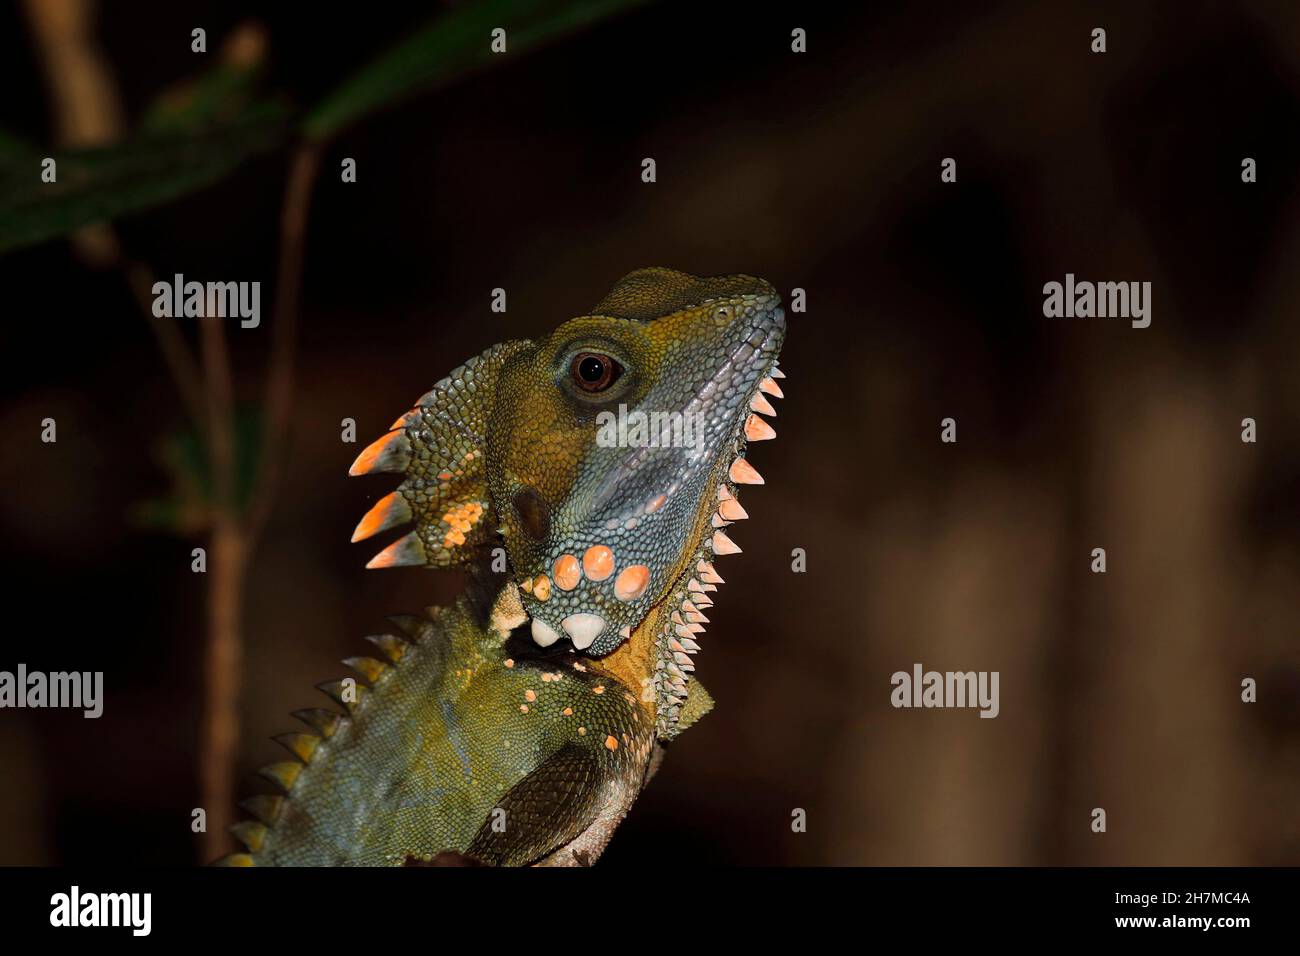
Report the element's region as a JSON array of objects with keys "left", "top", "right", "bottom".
[
  {"left": 349, "top": 431, "right": 411, "bottom": 476},
  {"left": 351, "top": 491, "right": 413, "bottom": 543}
]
